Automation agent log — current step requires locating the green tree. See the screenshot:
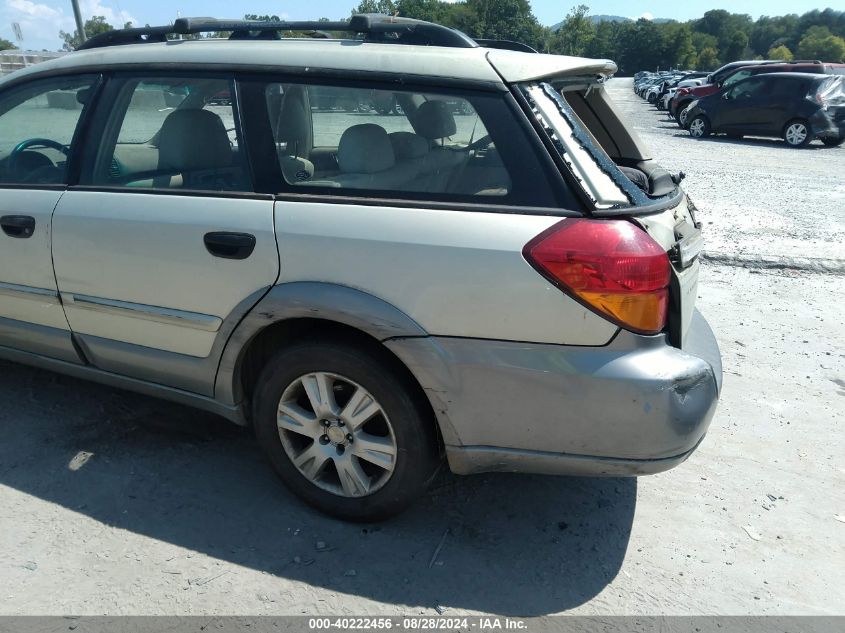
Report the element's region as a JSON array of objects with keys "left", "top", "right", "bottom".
[
  {"left": 59, "top": 15, "right": 118, "bottom": 50},
  {"left": 724, "top": 30, "right": 749, "bottom": 61},
  {"left": 584, "top": 19, "right": 614, "bottom": 59},
  {"left": 696, "top": 46, "right": 720, "bottom": 70},
  {"left": 750, "top": 14, "right": 798, "bottom": 56},
  {"left": 695, "top": 9, "right": 752, "bottom": 53},
  {"left": 615, "top": 19, "right": 663, "bottom": 73},
  {"left": 395, "top": 0, "right": 450, "bottom": 24},
  {"left": 796, "top": 26, "right": 845, "bottom": 62},
  {"left": 553, "top": 4, "right": 594, "bottom": 57},
  {"left": 244, "top": 14, "right": 283, "bottom": 21},
  {"left": 352, "top": 0, "right": 397, "bottom": 15},
  {"left": 665, "top": 24, "right": 697, "bottom": 69},
  {"left": 767, "top": 44, "right": 793, "bottom": 61},
  {"left": 456, "top": 0, "right": 544, "bottom": 50},
  {"left": 0, "top": 38, "right": 15, "bottom": 51}
]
